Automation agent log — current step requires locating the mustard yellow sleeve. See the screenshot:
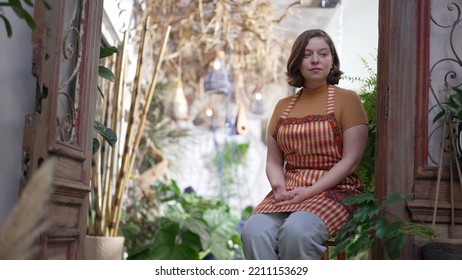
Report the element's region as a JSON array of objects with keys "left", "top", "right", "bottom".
[
  {"left": 338, "top": 89, "right": 368, "bottom": 131},
  {"left": 267, "top": 100, "right": 284, "bottom": 137}
]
